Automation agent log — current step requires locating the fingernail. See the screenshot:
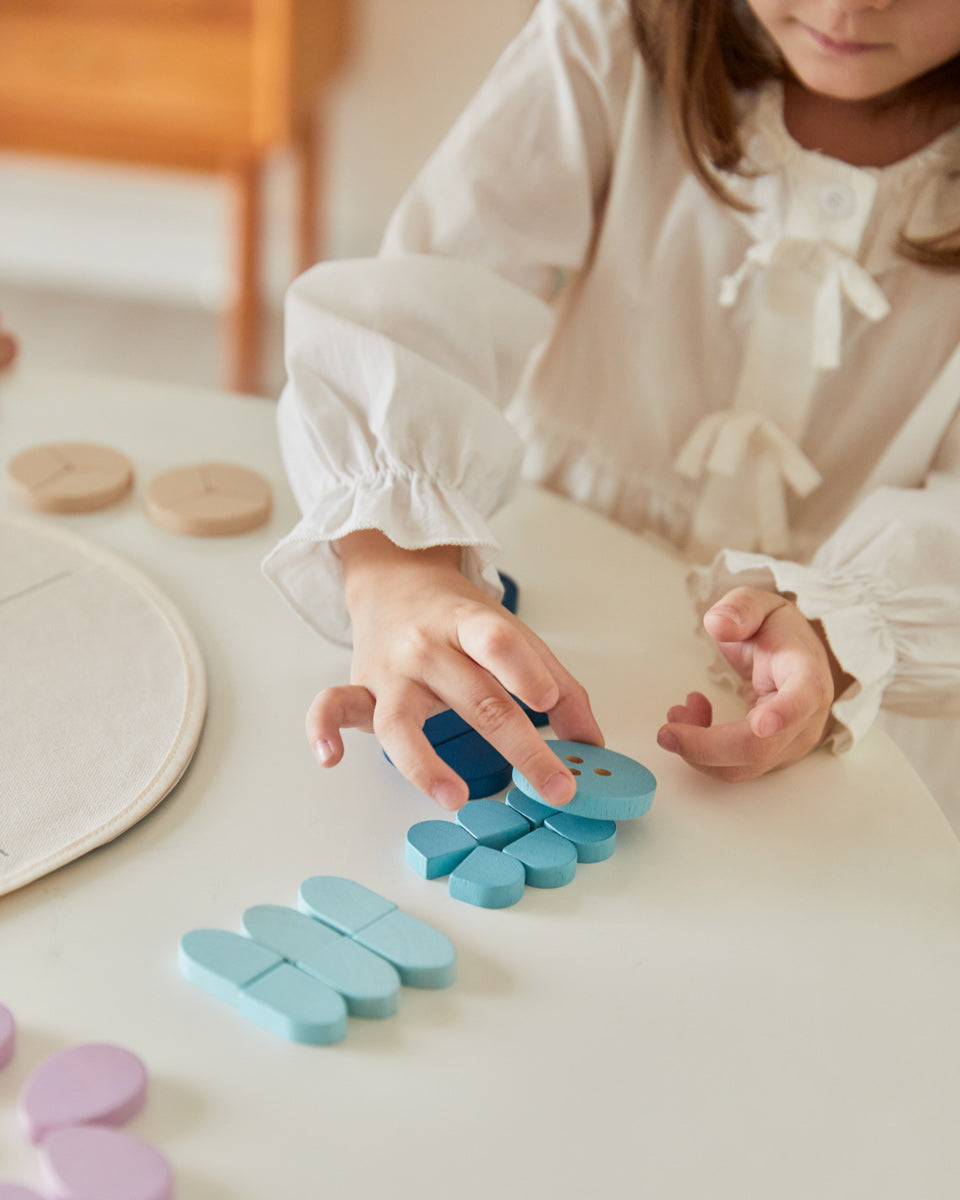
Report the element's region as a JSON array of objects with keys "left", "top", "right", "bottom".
[
  {"left": 314, "top": 739, "right": 334, "bottom": 765},
  {"left": 433, "top": 781, "right": 466, "bottom": 811},
  {"left": 657, "top": 729, "right": 679, "bottom": 753},
  {"left": 709, "top": 605, "right": 742, "bottom": 627},
  {"left": 541, "top": 771, "right": 575, "bottom": 807},
  {"left": 757, "top": 713, "right": 782, "bottom": 737}
]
